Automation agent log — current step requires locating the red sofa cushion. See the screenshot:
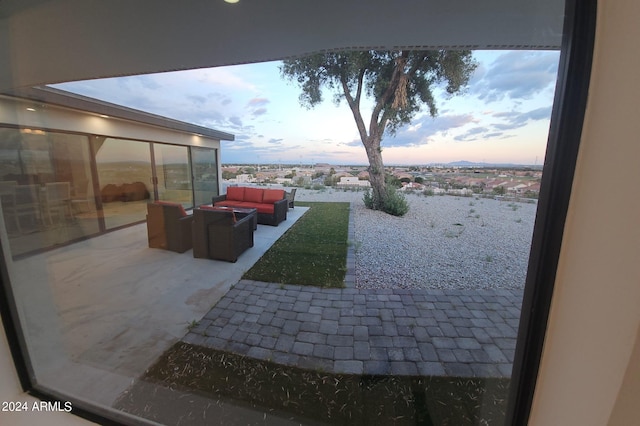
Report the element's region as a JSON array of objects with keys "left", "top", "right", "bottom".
[
  {"left": 241, "top": 202, "right": 275, "bottom": 214},
  {"left": 226, "top": 186, "right": 245, "bottom": 201},
  {"left": 155, "top": 200, "right": 187, "bottom": 217},
  {"left": 244, "top": 187, "right": 264, "bottom": 203},
  {"left": 263, "top": 189, "right": 285, "bottom": 204}
]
